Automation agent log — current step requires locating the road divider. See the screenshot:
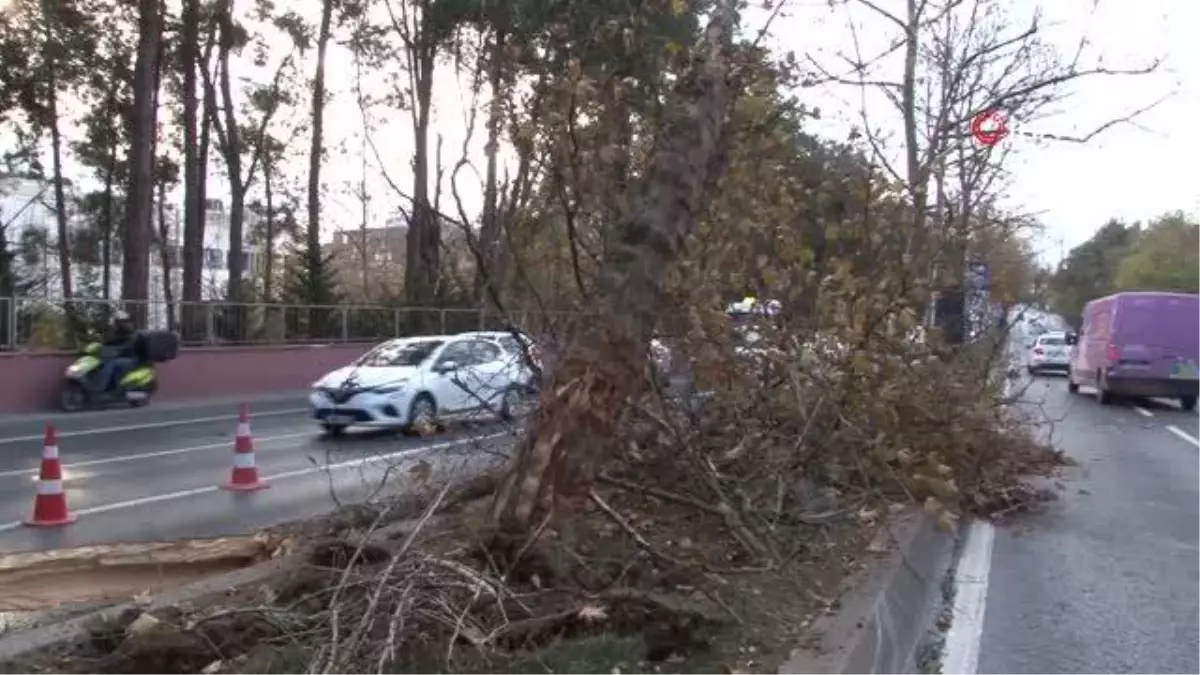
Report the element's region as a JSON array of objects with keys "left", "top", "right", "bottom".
[
  {"left": 0, "top": 406, "right": 308, "bottom": 445},
  {"left": 0, "top": 430, "right": 312, "bottom": 479}
]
